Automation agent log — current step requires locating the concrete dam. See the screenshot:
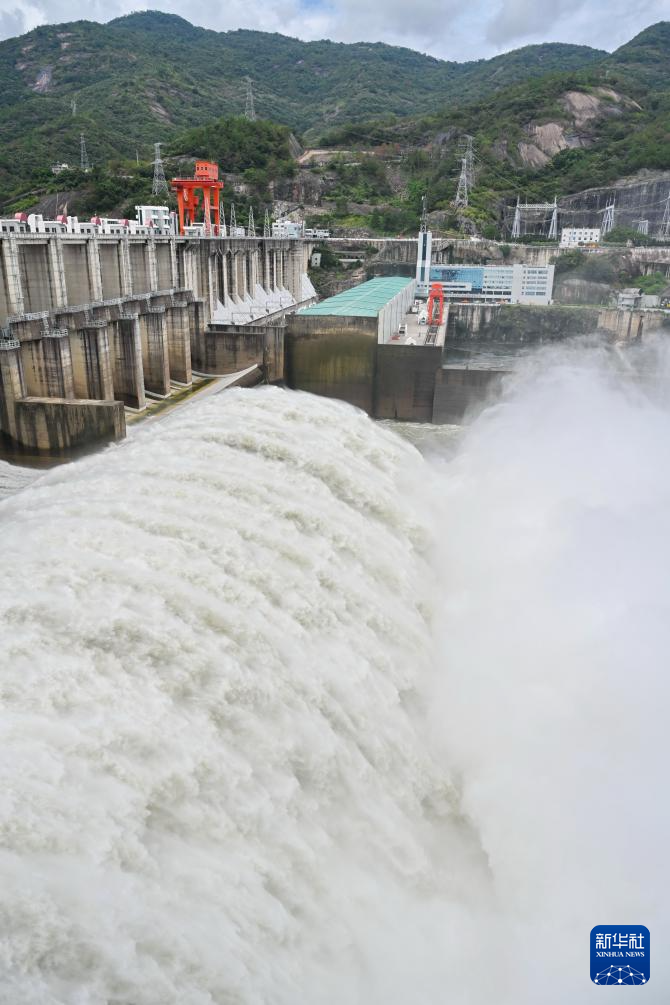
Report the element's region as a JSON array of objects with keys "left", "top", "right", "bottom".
[{"left": 0, "top": 233, "right": 315, "bottom": 453}]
